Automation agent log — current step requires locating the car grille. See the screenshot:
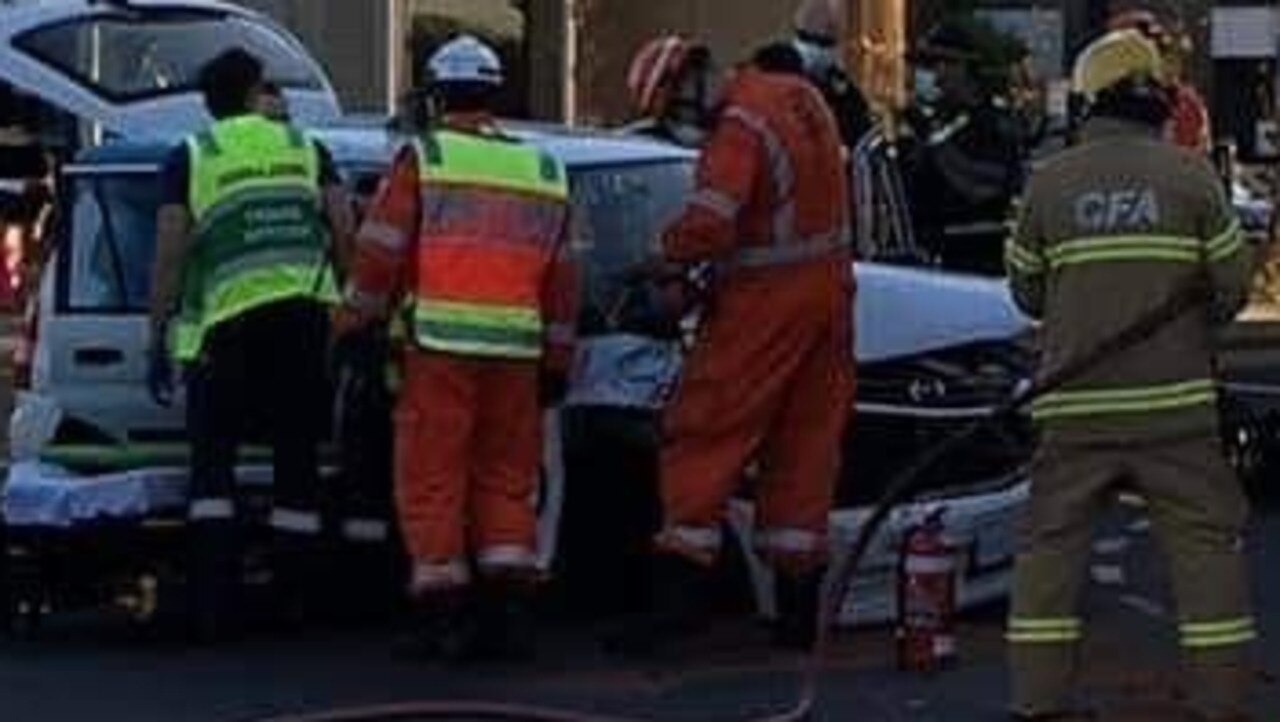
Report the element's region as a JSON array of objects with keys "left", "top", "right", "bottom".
[{"left": 837, "top": 339, "right": 1034, "bottom": 507}]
